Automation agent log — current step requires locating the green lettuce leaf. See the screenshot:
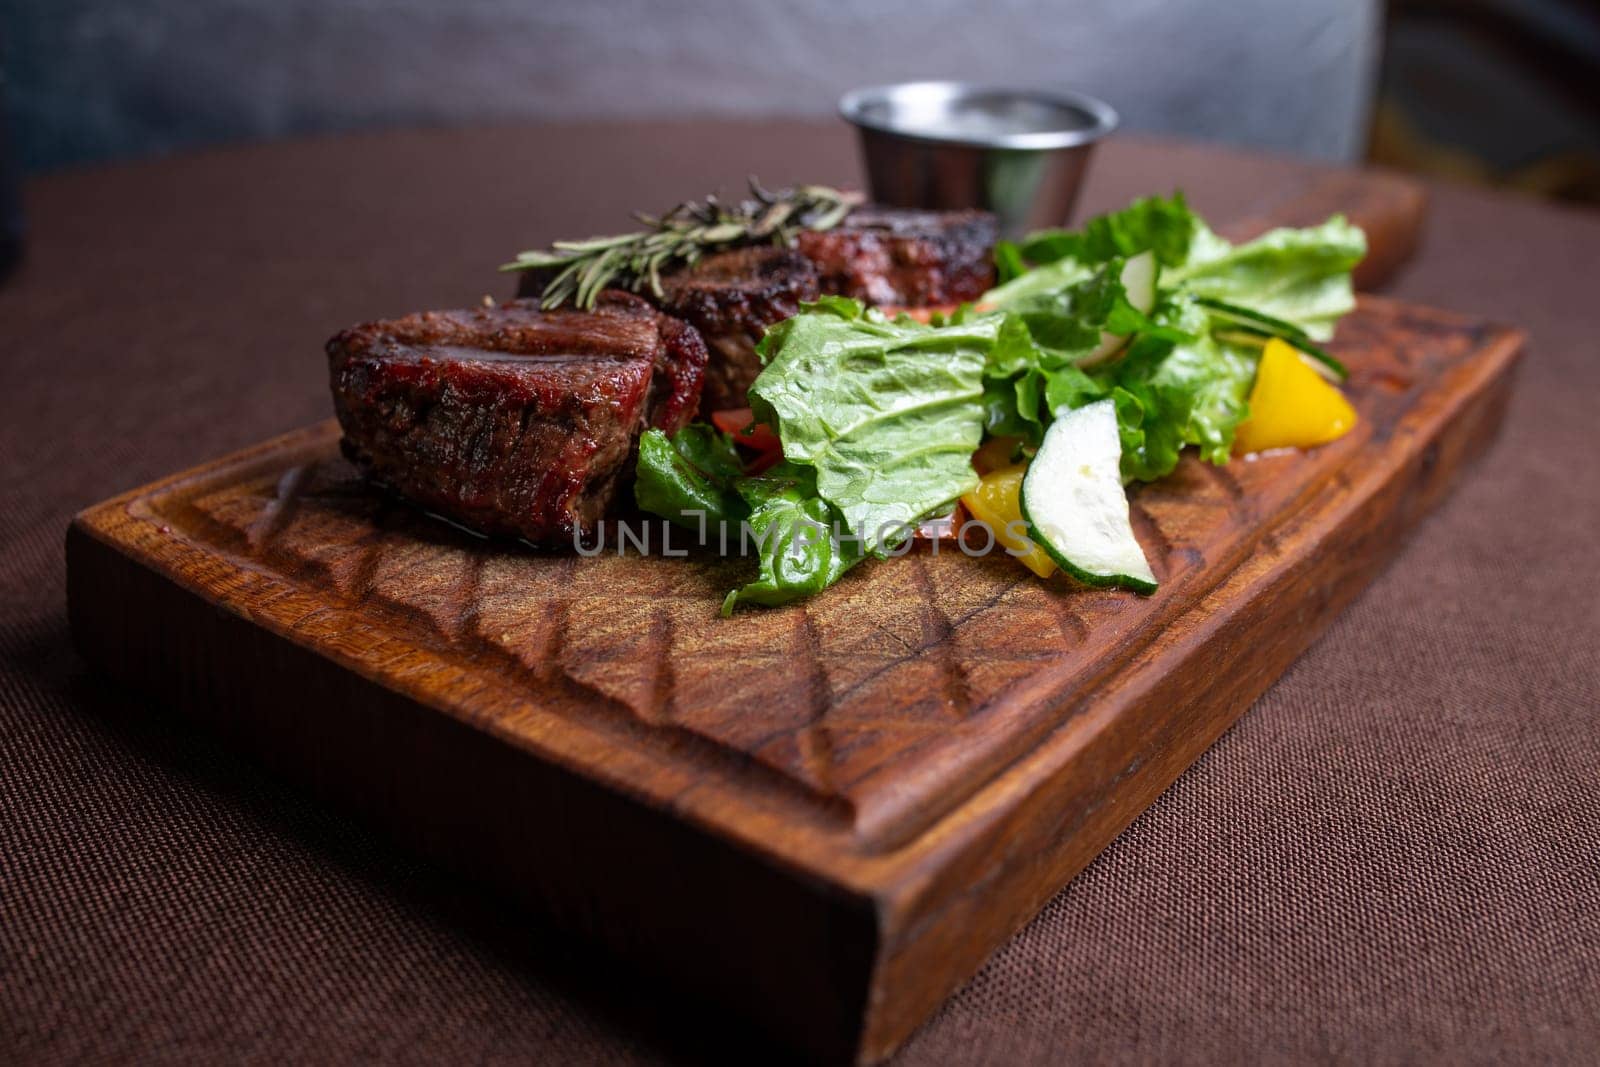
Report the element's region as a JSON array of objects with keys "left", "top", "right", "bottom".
[
  {"left": 638, "top": 192, "right": 1365, "bottom": 612},
  {"left": 985, "top": 248, "right": 1196, "bottom": 386},
  {"left": 635, "top": 427, "right": 863, "bottom": 613},
  {"left": 1094, "top": 335, "right": 1254, "bottom": 478},
  {"left": 1017, "top": 192, "right": 1199, "bottom": 269},
  {"left": 721, "top": 462, "right": 862, "bottom": 614},
  {"left": 980, "top": 255, "right": 1095, "bottom": 313},
  {"left": 981, "top": 313, "right": 1104, "bottom": 442},
  {"left": 983, "top": 288, "right": 1252, "bottom": 481},
  {"left": 1104, "top": 382, "right": 1180, "bottom": 485},
  {"left": 985, "top": 198, "right": 1362, "bottom": 475},
  {"left": 993, "top": 239, "right": 1027, "bottom": 284},
  {"left": 633, "top": 424, "right": 746, "bottom": 530},
  {"left": 749, "top": 299, "right": 996, "bottom": 556},
  {"left": 1166, "top": 216, "right": 1366, "bottom": 340}
]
